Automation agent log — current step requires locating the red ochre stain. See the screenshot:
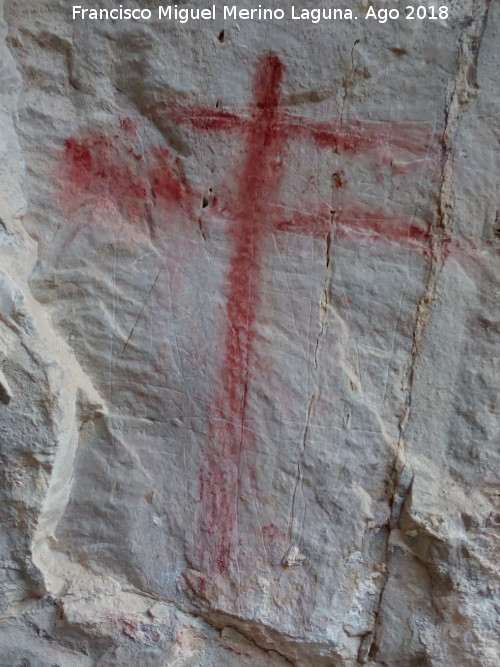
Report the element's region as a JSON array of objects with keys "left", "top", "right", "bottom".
[
  {"left": 58, "top": 122, "right": 194, "bottom": 236},
  {"left": 194, "top": 58, "right": 434, "bottom": 576},
  {"left": 197, "top": 53, "right": 288, "bottom": 575},
  {"left": 56, "top": 51, "right": 471, "bottom": 583},
  {"left": 162, "top": 105, "right": 436, "bottom": 164},
  {"left": 275, "top": 204, "right": 432, "bottom": 255},
  {"left": 262, "top": 524, "right": 280, "bottom": 542},
  {"left": 180, "top": 55, "right": 443, "bottom": 577}
]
